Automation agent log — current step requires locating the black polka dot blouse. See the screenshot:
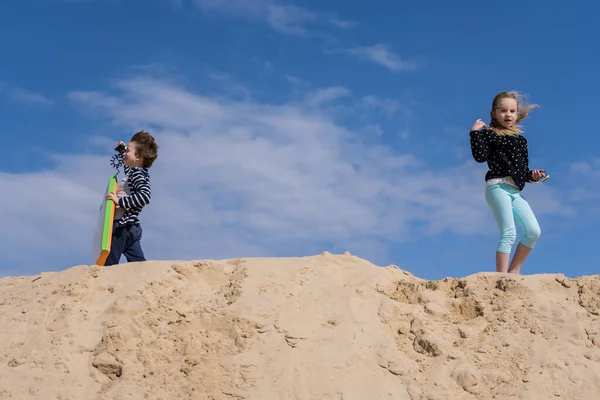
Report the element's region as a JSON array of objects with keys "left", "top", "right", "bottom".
[{"left": 469, "top": 128, "right": 534, "bottom": 191}]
